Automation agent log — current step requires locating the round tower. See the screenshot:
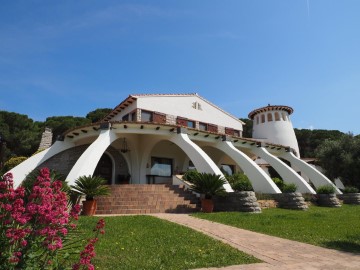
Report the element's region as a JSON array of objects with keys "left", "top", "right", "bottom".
[{"left": 248, "top": 105, "right": 300, "bottom": 157}]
